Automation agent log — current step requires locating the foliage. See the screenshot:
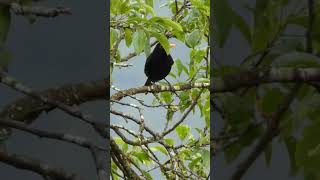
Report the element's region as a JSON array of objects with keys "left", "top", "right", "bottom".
[
  {"left": 213, "top": 0, "right": 320, "bottom": 178},
  {"left": 110, "top": 0, "right": 210, "bottom": 179}
]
